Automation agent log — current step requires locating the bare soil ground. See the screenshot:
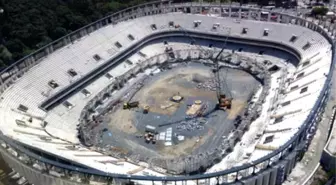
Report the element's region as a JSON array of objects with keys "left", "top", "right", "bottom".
[
  {"left": 227, "top": 100, "right": 247, "bottom": 120},
  {"left": 103, "top": 65, "right": 259, "bottom": 160},
  {"left": 133, "top": 68, "right": 216, "bottom": 115},
  {"left": 108, "top": 109, "right": 137, "bottom": 134}
]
